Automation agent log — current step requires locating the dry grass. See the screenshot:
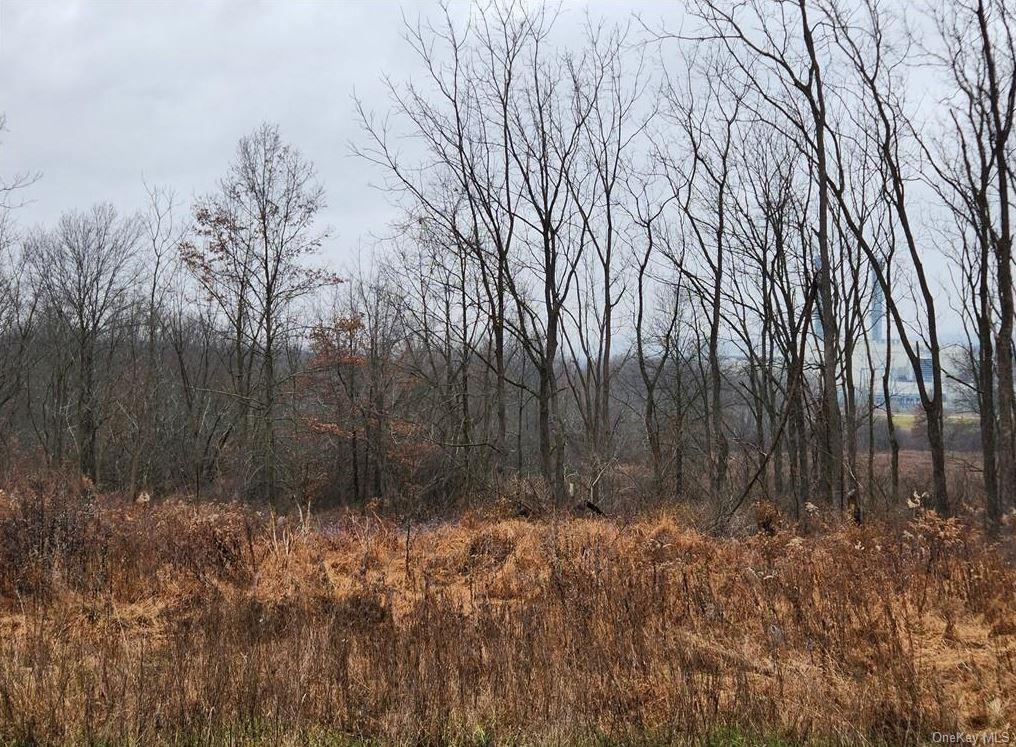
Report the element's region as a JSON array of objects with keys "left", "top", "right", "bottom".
[{"left": 0, "top": 481, "right": 1013, "bottom": 745}]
